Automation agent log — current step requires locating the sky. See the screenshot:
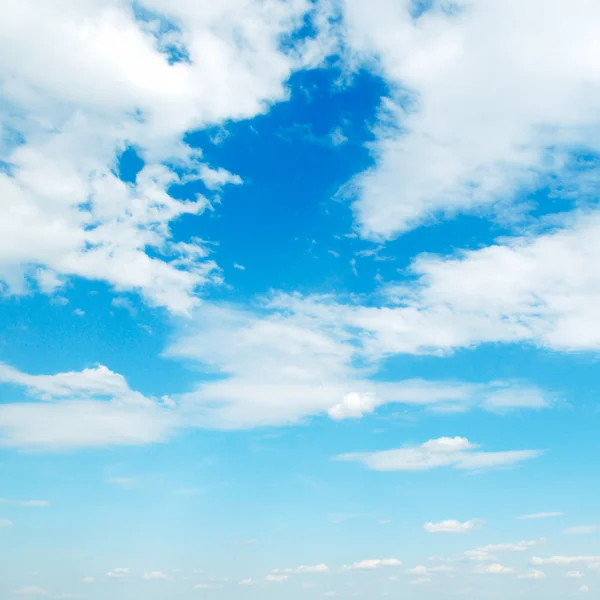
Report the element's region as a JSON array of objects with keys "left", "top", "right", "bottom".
[{"left": 0, "top": 0, "right": 599, "bottom": 598}]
